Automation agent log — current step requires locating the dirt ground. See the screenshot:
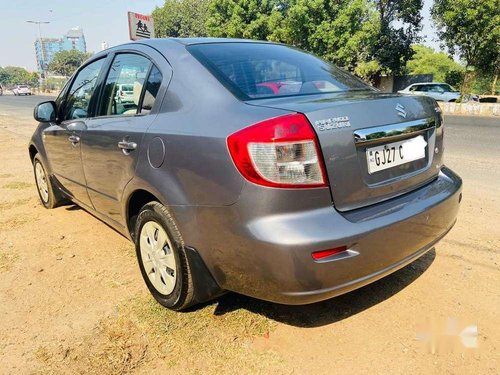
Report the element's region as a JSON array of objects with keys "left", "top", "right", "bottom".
[{"left": 0, "top": 98, "right": 498, "bottom": 374}]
